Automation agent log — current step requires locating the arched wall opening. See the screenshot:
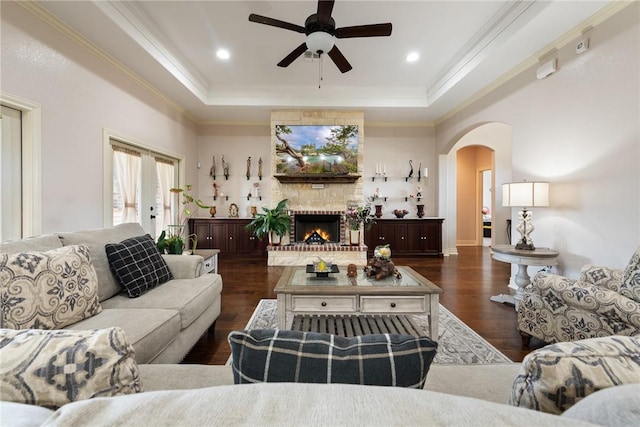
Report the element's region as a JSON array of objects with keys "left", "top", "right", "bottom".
[{"left": 438, "top": 122, "right": 512, "bottom": 255}]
